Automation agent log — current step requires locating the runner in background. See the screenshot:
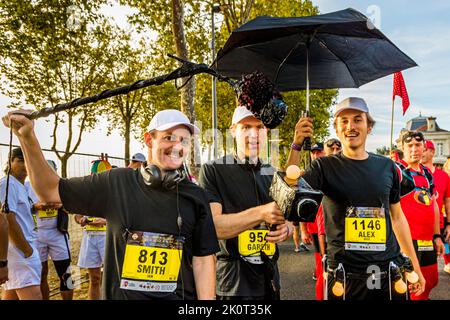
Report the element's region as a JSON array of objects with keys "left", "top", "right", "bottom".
[
  {"left": 420, "top": 140, "right": 450, "bottom": 274},
  {"left": 74, "top": 159, "right": 110, "bottom": 300},
  {"left": 28, "top": 160, "right": 73, "bottom": 300},
  {"left": 398, "top": 132, "right": 445, "bottom": 300}
]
